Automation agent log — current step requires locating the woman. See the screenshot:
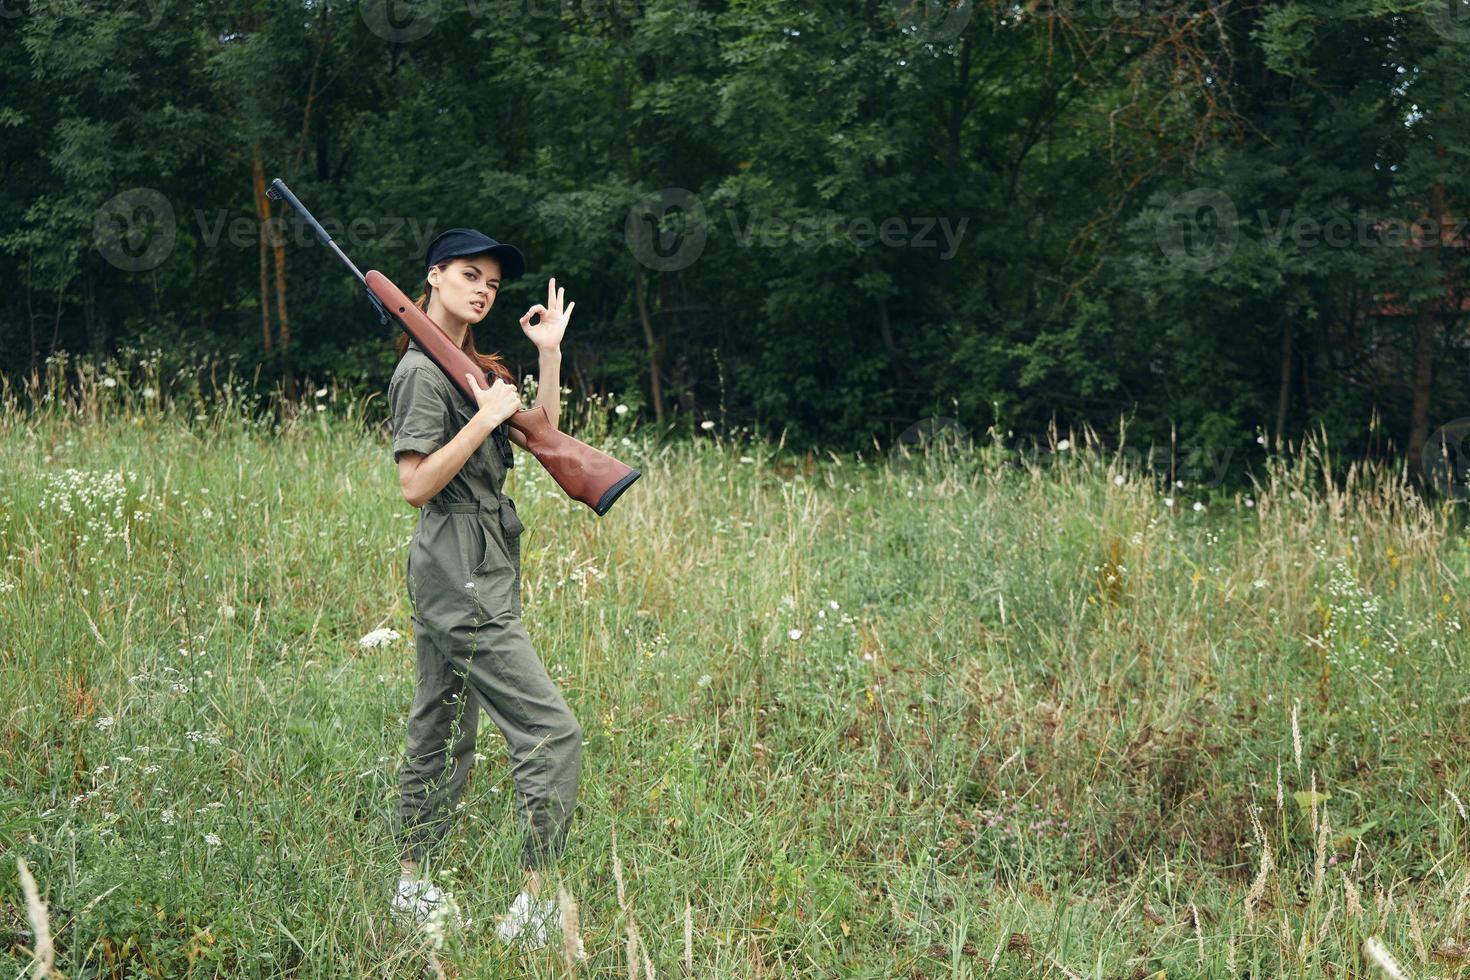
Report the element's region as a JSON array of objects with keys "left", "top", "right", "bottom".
[{"left": 386, "top": 227, "right": 582, "bottom": 949}]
